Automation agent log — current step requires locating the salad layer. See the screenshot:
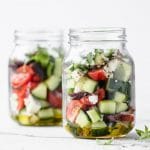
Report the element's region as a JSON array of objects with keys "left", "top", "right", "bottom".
[
  {"left": 64, "top": 49, "right": 135, "bottom": 138},
  {"left": 9, "top": 47, "right": 62, "bottom": 126}
]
